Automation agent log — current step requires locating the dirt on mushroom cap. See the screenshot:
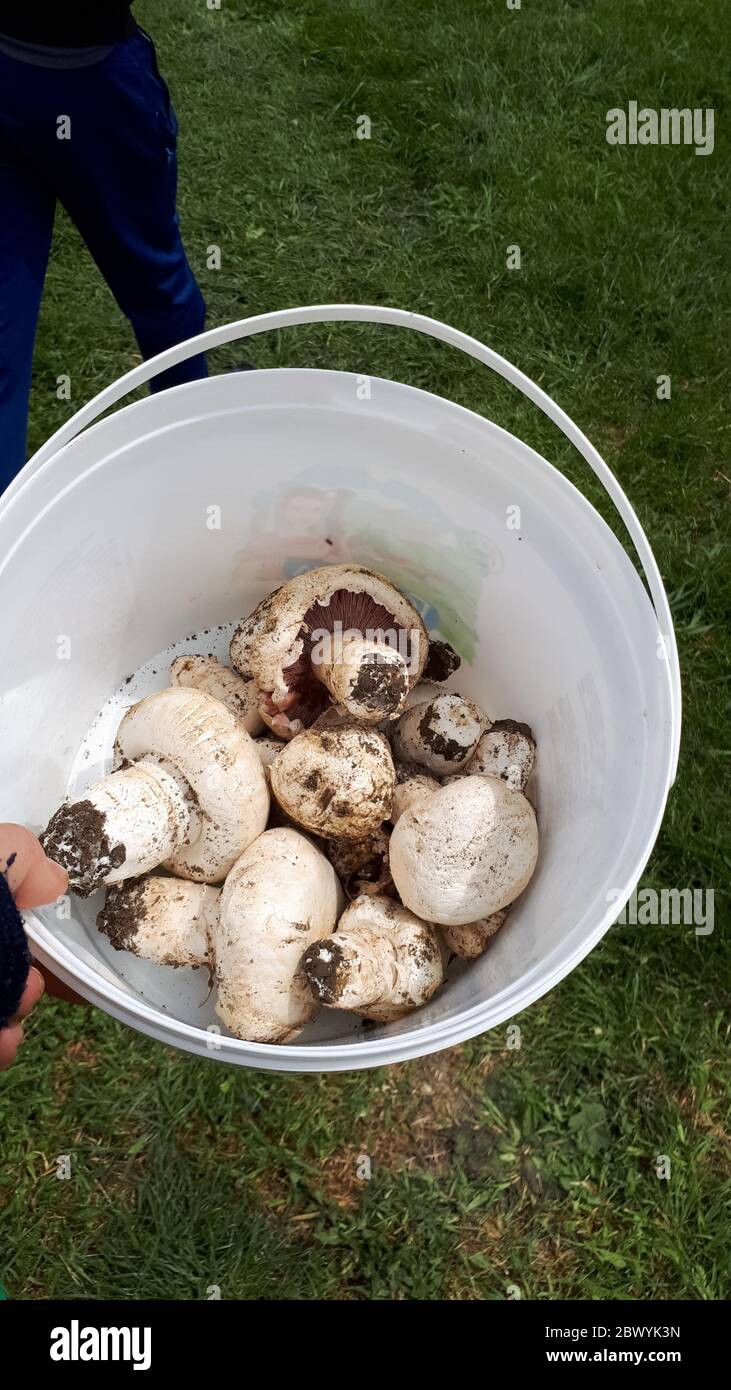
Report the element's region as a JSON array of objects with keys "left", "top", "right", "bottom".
[{"left": 270, "top": 726, "right": 396, "bottom": 840}]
